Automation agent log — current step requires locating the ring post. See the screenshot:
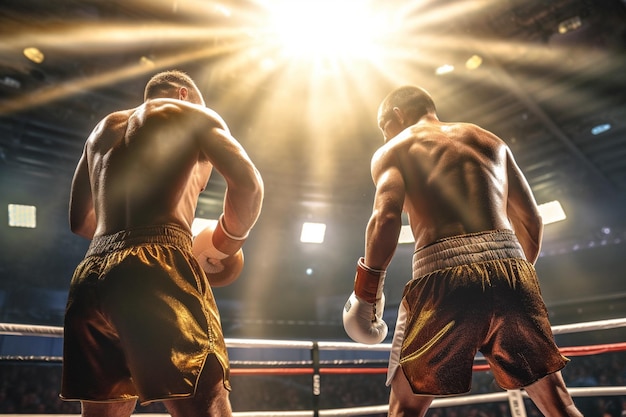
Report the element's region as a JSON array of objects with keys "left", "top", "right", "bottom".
[
  {"left": 507, "top": 389, "right": 527, "bottom": 417},
  {"left": 311, "top": 341, "right": 320, "bottom": 417}
]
